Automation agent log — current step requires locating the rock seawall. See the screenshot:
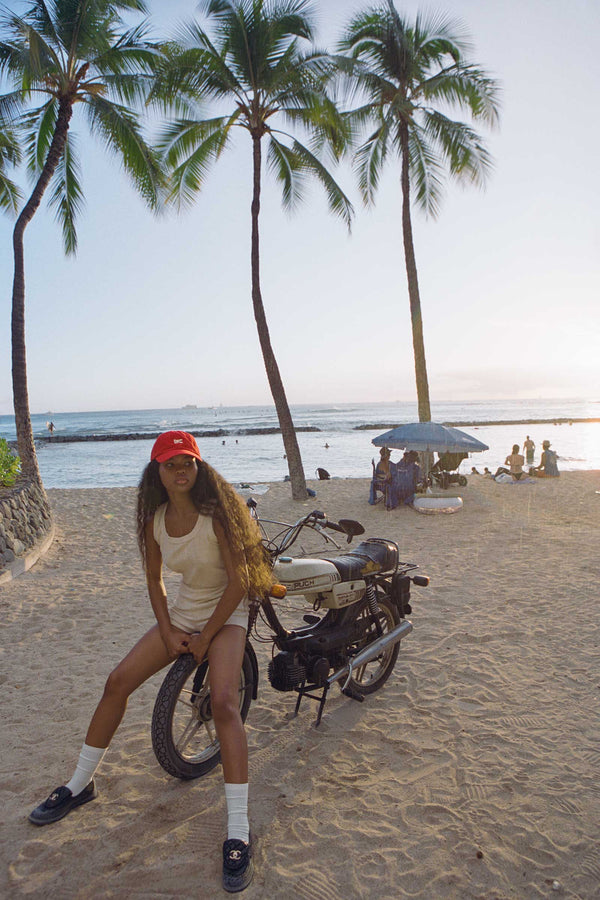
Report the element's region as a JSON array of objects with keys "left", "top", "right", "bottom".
[{"left": 0, "top": 477, "right": 54, "bottom": 581}]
